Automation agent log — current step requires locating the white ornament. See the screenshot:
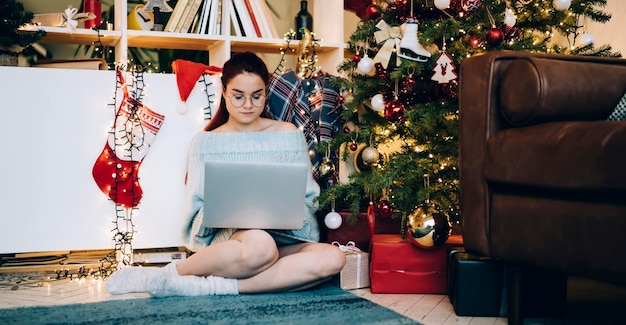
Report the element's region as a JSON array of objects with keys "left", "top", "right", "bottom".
[
  {"left": 357, "top": 55, "right": 374, "bottom": 74},
  {"left": 580, "top": 32, "right": 595, "bottom": 46},
  {"left": 553, "top": 0, "right": 571, "bottom": 11},
  {"left": 434, "top": 0, "right": 451, "bottom": 10},
  {"left": 504, "top": 8, "right": 517, "bottom": 27},
  {"left": 431, "top": 51, "right": 458, "bottom": 84},
  {"left": 324, "top": 211, "right": 342, "bottom": 229},
  {"left": 371, "top": 94, "right": 385, "bottom": 111}
]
